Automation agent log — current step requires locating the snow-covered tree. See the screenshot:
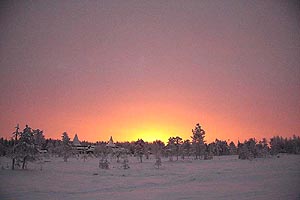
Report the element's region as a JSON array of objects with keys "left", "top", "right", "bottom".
[
  {"left": 203, "top": 143, "right": 213, "bottom": 160},
  {"left": 207, "top": 142, "right": 215, "bottom": 155},
  {"left": 256, "top": 138, "right": 269, "bottom": 158},
  {"left": 152, "top": 140, "right": 164, "bottom": 158},
  {"left": 13, "top": 125, "right": 38, "bottom": 169},
  {"left": 167, "top": 136, "right": 182, "bottom": 161},
  {"left": 121, "top": 154, "right": 130, "bottom": 169},
  {"left": 99, "top": 155, "right": 109, "bottom": 169},
  {"left": 174, "top": 136, "right": 182, "bottom": 160},
  {"left": 269, "top": 135, "right": 300, "bottom": 155},
  {"left": 229, "top": 141, "right": 237, "bottom": 155},
  {"left": 166, "top": 137, "right": 175, "bottom": 161},
  {"left": 61, "top": 132, "right": 72, "bottom": 162},
  {"left": 270, "top": 136, "right": 285, "bottom": 155},
  {"left": 144, "top": 143, "right": 151, "bottom": 160},
  {"left": 112, "top": 147, "right": 128, "bottom": 163},
  {"left": 182, "top": 139, "right": 192, "bottom": 159},
  {"left": 11, "top": 124, "right": 20, "bottom": 170},
  {"left": 135, "top": 139, "right": 145, "bottom": 163},
  {"left": 94, "top": 143, "right": 111, "bottom": 159},
  {"left": 0, "top": 138, "right": 8, "bottom": 157},
  {"left": 214, "top": 139, "right": 230, "bottom": 156},
  {"left": 32, "top": 129, "right": 47, "bottom": 170},
  {"left": 33, "top": 129, "right": 45, "bottom": 148},
  {"left": 191, "top": 123, "right": 206, "bottom": 159},
  {"left": 237, "top": 141, "right": 248, "bottom": 160},
  {"left": 9, "top": 125, "right": 48, "bottom": 170},
  {"left": 290, "top": 135, "right": 300, "bottom": 154},
  {"left": 238, "top": 138, "right": 259, "bottom": 160},
  {"left": 154, "top": 156, "right": 162, "bottom": 169}
]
